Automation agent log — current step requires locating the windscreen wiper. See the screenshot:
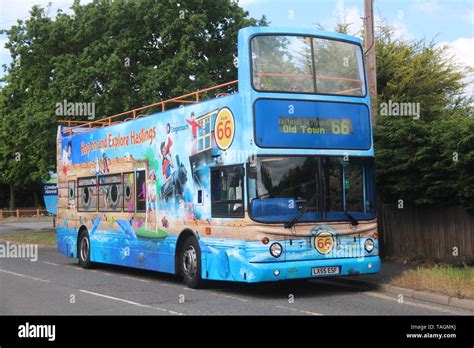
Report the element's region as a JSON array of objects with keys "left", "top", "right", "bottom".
[
  {"left": 344, "top": 210, "right": 359, "bottom": 226},
  {"left": 284, "top": 193, "right": 319, "bottom": 229}
]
